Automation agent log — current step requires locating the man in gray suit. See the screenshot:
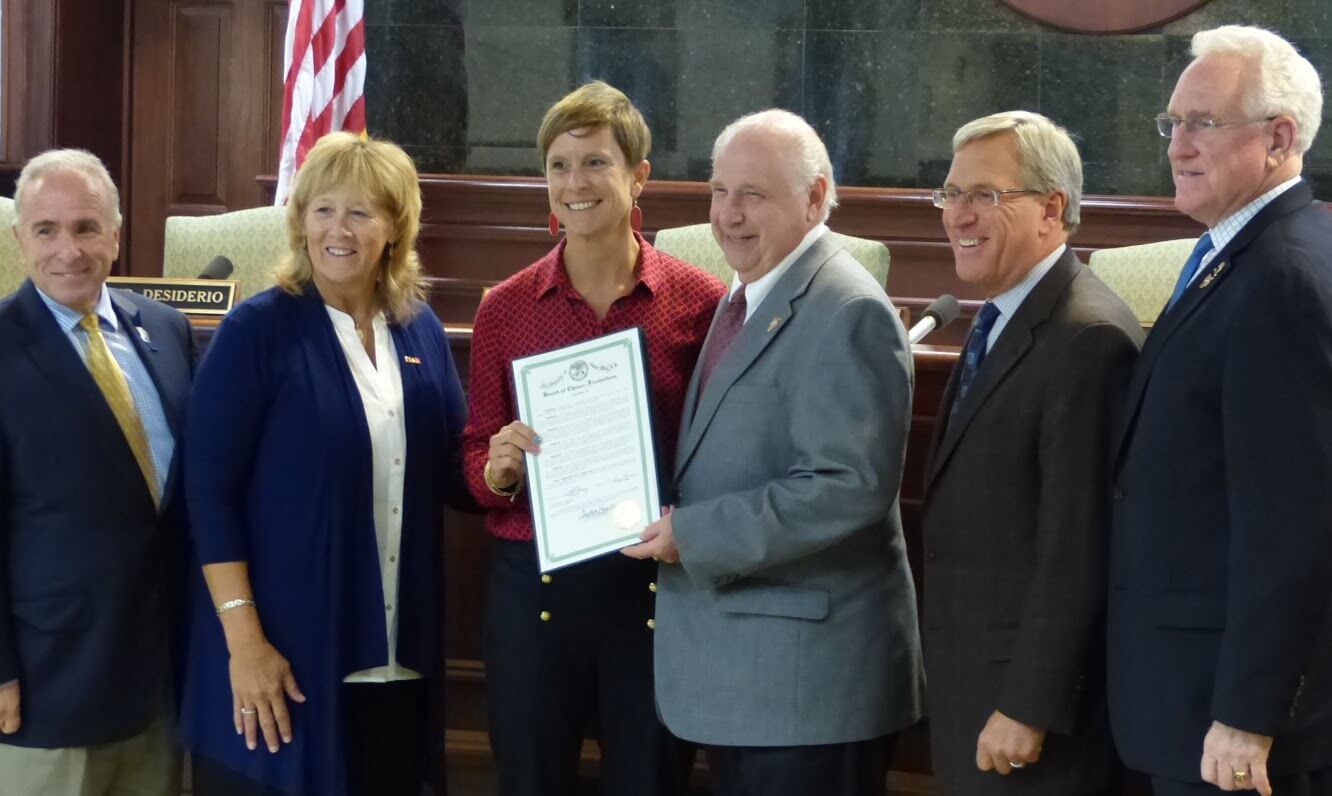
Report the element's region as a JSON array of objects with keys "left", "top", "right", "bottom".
[
  {"left": 921, "top": 111, "right": 1142, "bottom": 795},
  {"left": 623, "top": 109, "right": 924, "bottom": 796}
]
